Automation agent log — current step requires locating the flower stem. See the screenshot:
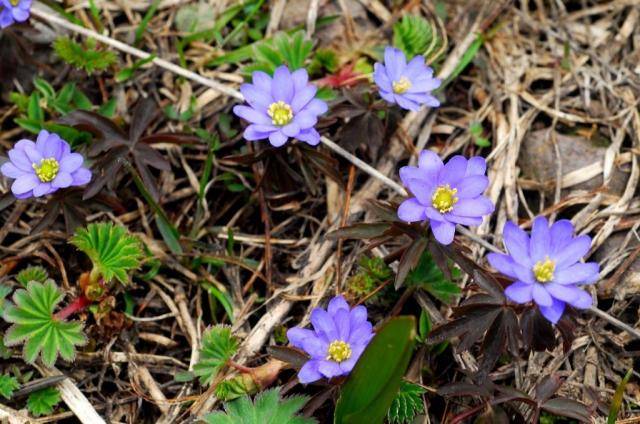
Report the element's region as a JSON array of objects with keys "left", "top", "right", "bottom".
[{"left": 54, "top": 295, "right": 93, "bottom": 320}]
